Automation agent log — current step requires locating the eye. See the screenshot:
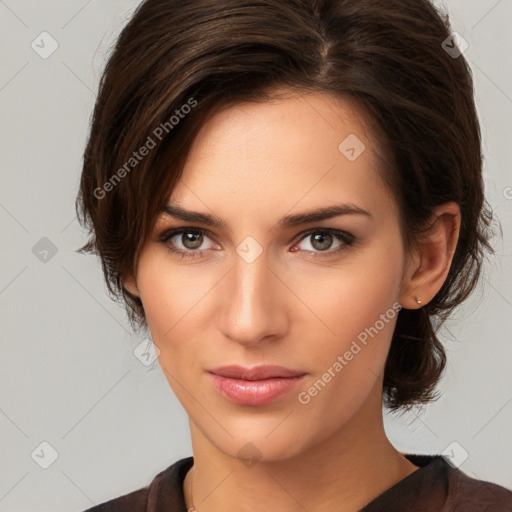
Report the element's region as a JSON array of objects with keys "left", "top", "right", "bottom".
[
  {"left": 291, "top": 229, "right": 354, "bottom": 258},
  {"left": 158, "top": 227, "right": 355, "bottom": 260},
  {"left": 159, "top": 228, "right": 219, "bottom": 259}
]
